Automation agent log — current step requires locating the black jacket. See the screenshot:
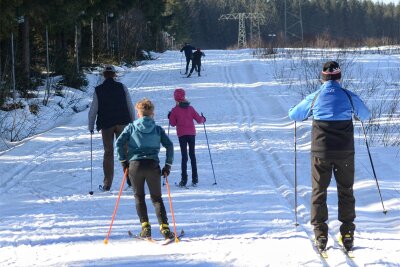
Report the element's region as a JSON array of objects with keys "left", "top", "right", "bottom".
[
  {"left": 311, "top": 120, "right": 355, "bottom": 159},
  {"left": 95, "top": 78, "right": 131, "bottom": 130},
  {"left": 192, "top": 50, "right": 204, "bottom": 64},
  {"left": 180, "top": 44, "right": 195, "bottom": 58}
]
